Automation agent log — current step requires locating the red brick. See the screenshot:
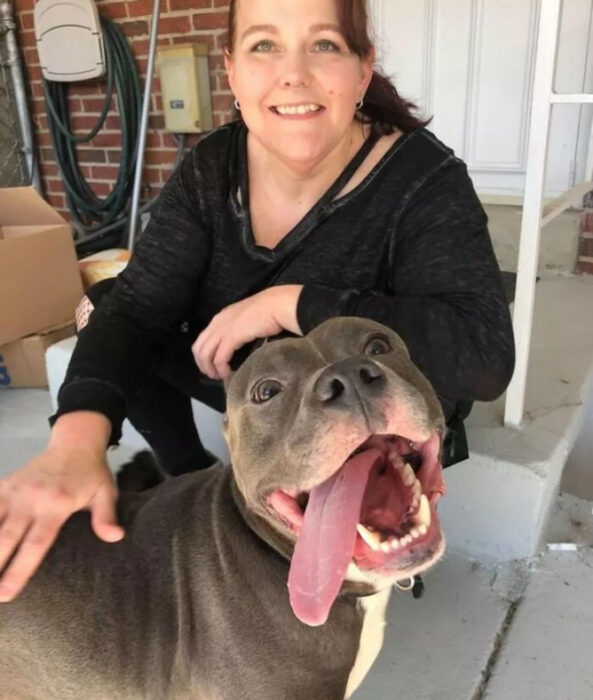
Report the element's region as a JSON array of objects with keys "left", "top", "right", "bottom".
[
  {"left": 77, "top": 149, "right": 107, "bottom": 163},
  {"left": 31, "top": 82, "right": 44, "bottom": 98},
  {"left": 104, "top": 115, "right": 122, "bottom": 130},
  {"left": 577, "top": 260, "right": 593, "bottom": 275},
  {"left": 127, "top": 0, "right": 157, "bottom": 17},
  {"left": 213, "top": 0, "right": 229, "bottom": 6},
  {"left": 39, "top": 147, "right": 55, "bottom": 161},
  {"left": 15, "top": 0, "right": 36, "bottom": 11},
  {"left": 71, "top": 115, "right": 103, "bottom": 132},
  {"left": 17, "top": 29, "right": 37, "bottom": 48},
  {"left": 581, "top": 212, "right": 593, "bottom": 232},
  {"left": 129, "top": 37, "right": 170, "bottom": 57},
  {"left": 46, "top": 192, "right": 66, "bottom": 209},
  {"left": 579, "top": 238, "right": 593, "bottom": 258},
  {"left": 38, "top": 161, "right": 59, "bottom": 178},
  {"left": 161, "top": 132, "right": 180, "bottom": 149},
  {"left": 142, "top": 167, "right": 165, "bottom": 184},
  {"left": 144, "top": 149, "right": 177, "bottom": 165},
  {"left": 215, "top": 32, "right": 230, "bottom": 51},
  {"left": 46, "top": 178, "right": 65, "bottom": 194},
  {"left": 26, "top": 63, "right": 42, "bottom": 80},
  {"left": 23, "top": 47, "right": 39, "bottom": 66},
  {"left": 36, "top": 131, "right": 53, "bottom": 147},
  {"left": 90, "top": 133, "right": 123, "bottom": 148},
  {"left": 120, "top": 20, "right": 149, "bottom": 37},
  {"left": 193, "top": 10, "right": 228, "bottom": 31},
  {"left": 217, "top": 73, "right": 230, "bottom": 91},
  {"left": 91, "top": 165, "right": 121, "bottom": 180},
  {"left": 107, "top": 150, "right": 122, "bottom": 163},
  {"left": 211, "top": 92, "right": 233, "bottom": 111},
  {"left": 82, "top": 97, "right": 117, "bottom": 113},
  {"left": 158, "top": 15, "right": 192, "bottom": 35},
  {"left": 149, "top": 114, "right": 165, "bottom": 129},
  {"left": 169, "top": 0, "right": 211, "bottom": 10},
  {"left": 99, "top": 2, "right": 128, "bottom": 20},
  {"left": 90, "top": 182, "right": 113, "bottom": 196},
  {"left": 145, "top": 131, "right": 162, "bottom": 149}
]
